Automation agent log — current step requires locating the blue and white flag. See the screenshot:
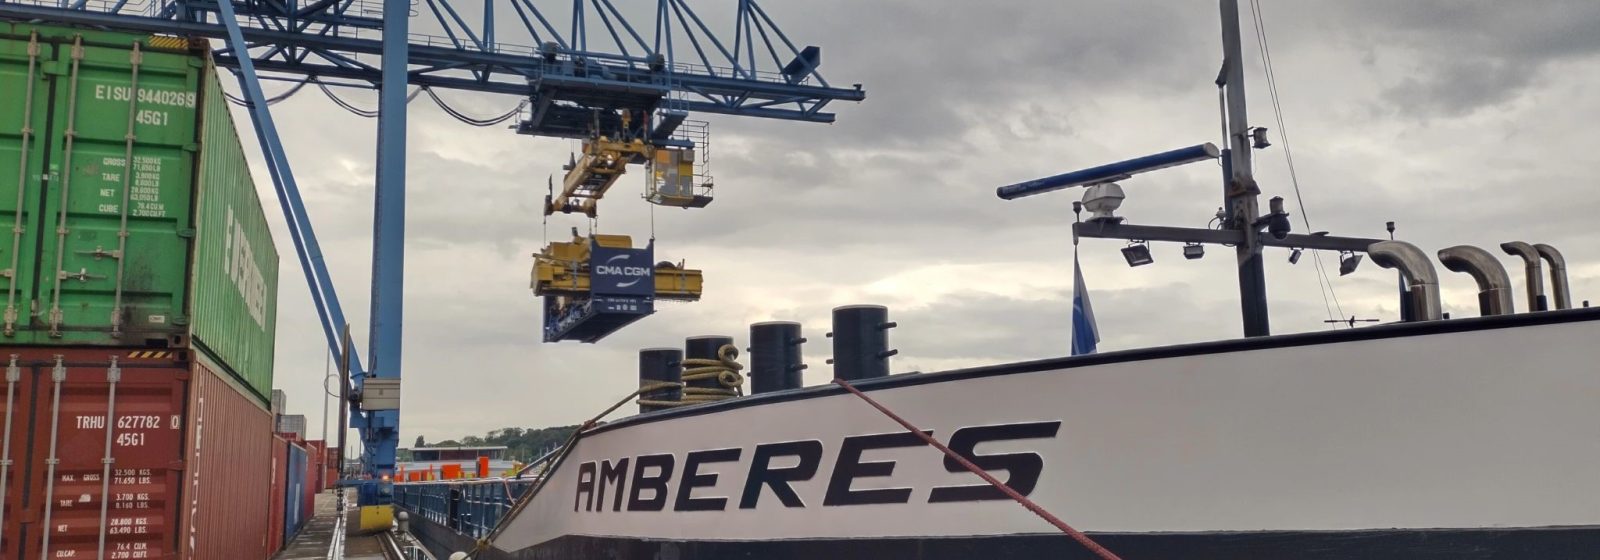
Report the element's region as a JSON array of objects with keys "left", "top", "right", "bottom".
[{"left": 1071, "top": 252, "right": 1100, "bottom": 355}]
